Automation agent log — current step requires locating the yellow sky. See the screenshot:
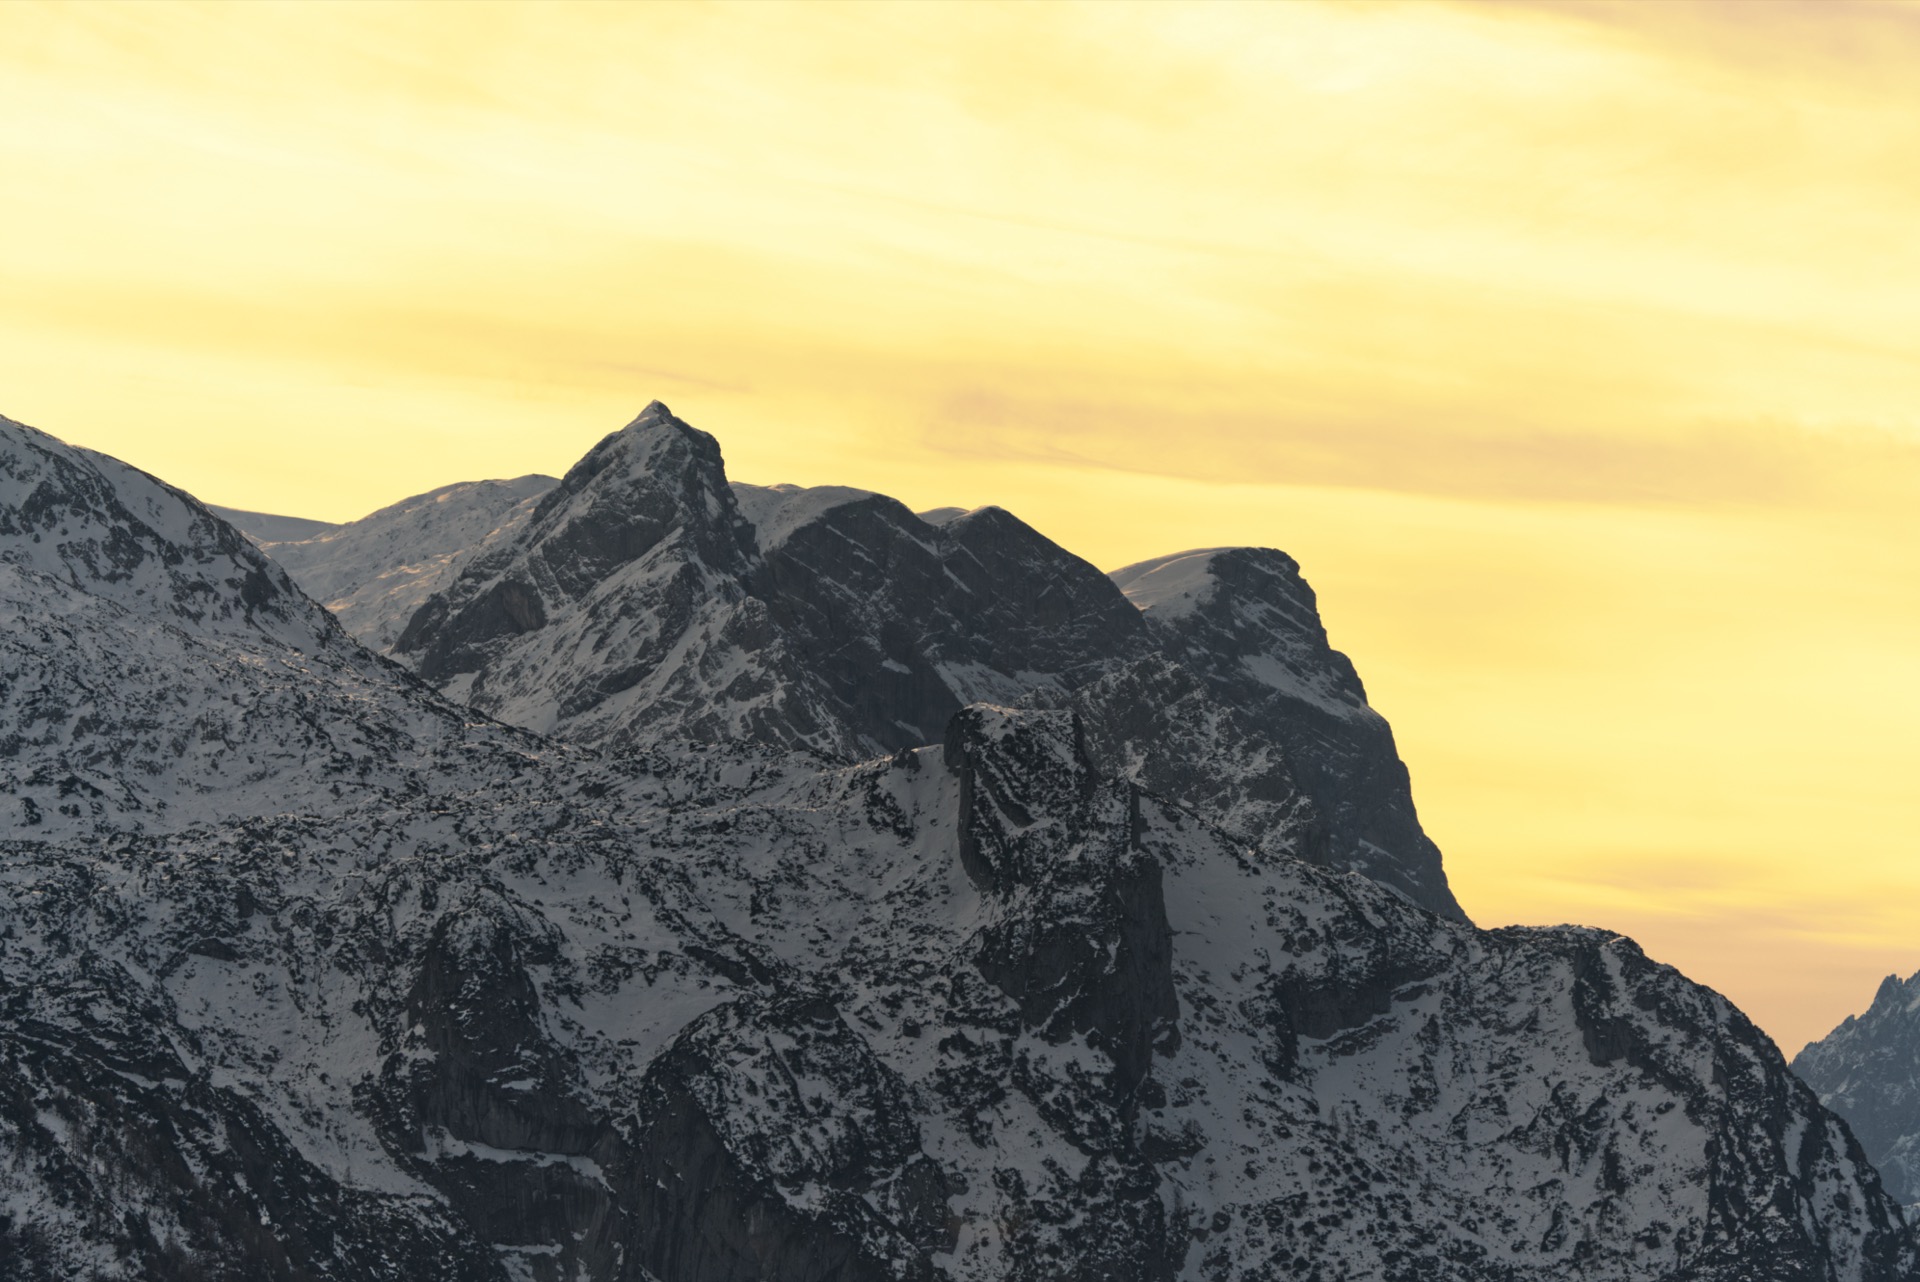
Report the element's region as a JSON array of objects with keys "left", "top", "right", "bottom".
[{"left": 6, "top": 0, "right": 1920, "bottom": 1052}]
